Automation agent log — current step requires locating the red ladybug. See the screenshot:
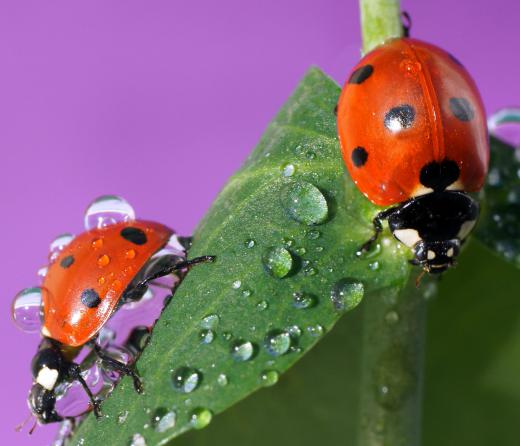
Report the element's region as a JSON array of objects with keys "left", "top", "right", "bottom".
[
  {"left": 336, "top": 38, "right": 489, "bottom": 273},
  {"left": 25, "top": 208, "right": 214, "bottom": 425}
]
